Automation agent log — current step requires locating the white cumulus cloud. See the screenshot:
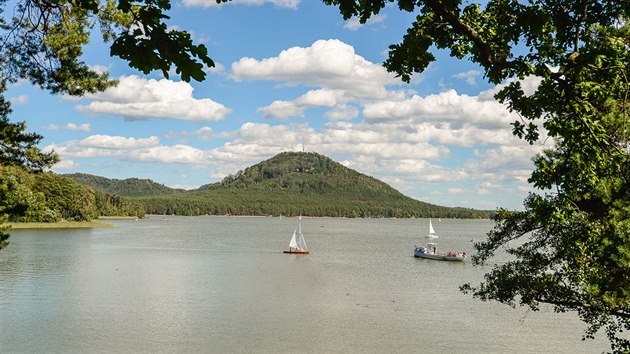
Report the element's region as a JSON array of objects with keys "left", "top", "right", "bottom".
[
  {"left": 45, "top": 123, "right": 91, "bottom": 132},
  {"left": 43, "top": 135, "right": 202, "bottom": 165},
  {"left": 231, "top": 39, "right": 402, "bottom": 99},
  {"left": 76, "top": 75, "right": 231, "bottom": 122},
  {"left": 80, "top": 135, "right": 160, "bottom": 149},
  {"left": 325, "top": 104, "right": 359, "bottom": 121},
  {"left": 257, "top": 101, "right": 305, "bottom": 120},
  {"left": 362, "top": 89, "right": 514, "bottom": 130},
  {"left": 256, "top": 89, "right": 348, "bottom": 120}
]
